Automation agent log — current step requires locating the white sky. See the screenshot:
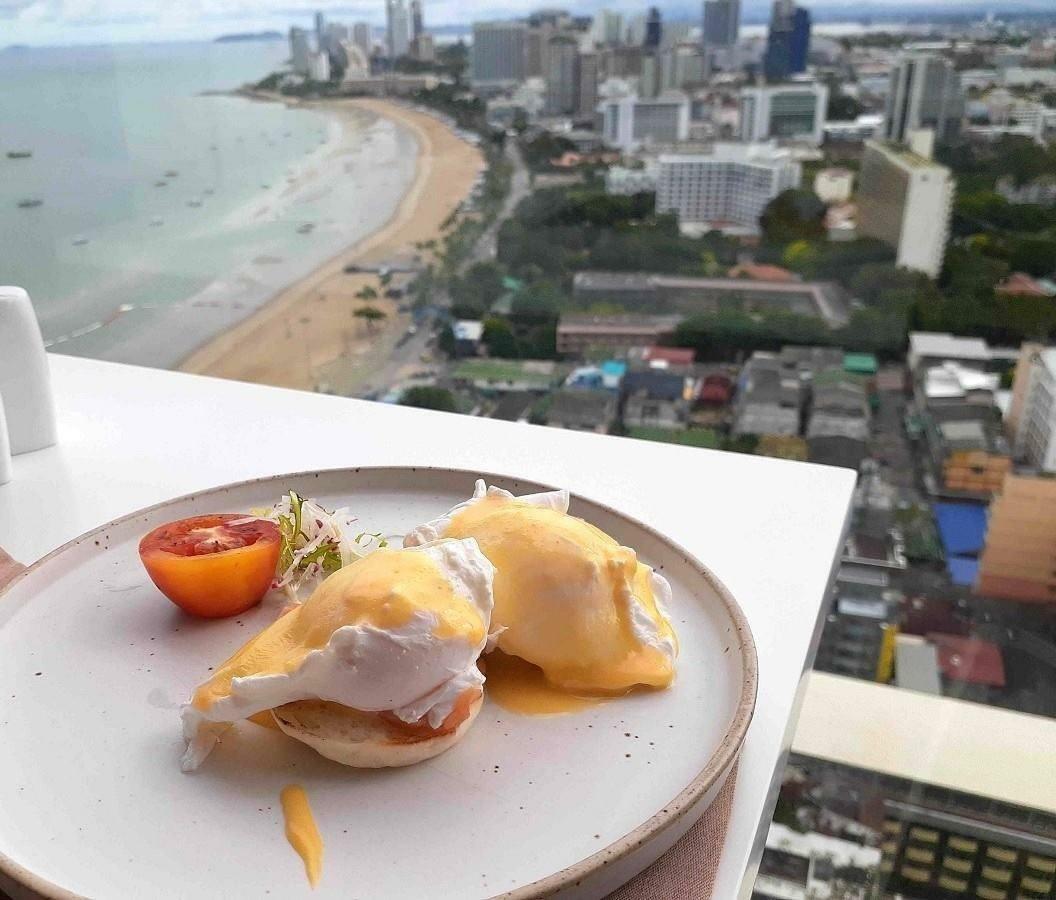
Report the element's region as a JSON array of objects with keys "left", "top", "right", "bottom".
[{"left": 1, "top": 0, "right": 1049, "bottom": 46}]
